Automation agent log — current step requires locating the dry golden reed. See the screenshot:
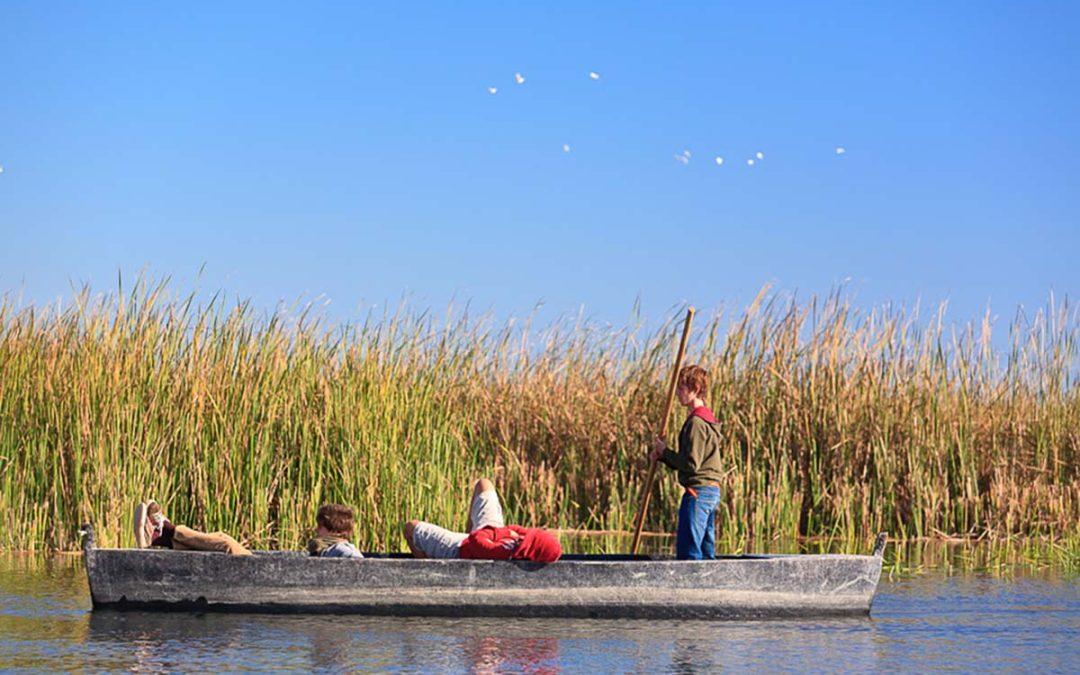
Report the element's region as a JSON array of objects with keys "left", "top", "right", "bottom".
[{"left": 0, "top": 278, "right": 1076, "bottom": 553}]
